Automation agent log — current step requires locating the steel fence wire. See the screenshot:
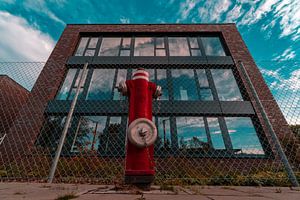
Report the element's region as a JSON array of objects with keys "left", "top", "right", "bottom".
[{"left": 0, "top": 61, "right": 299, "bottom": 186}]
